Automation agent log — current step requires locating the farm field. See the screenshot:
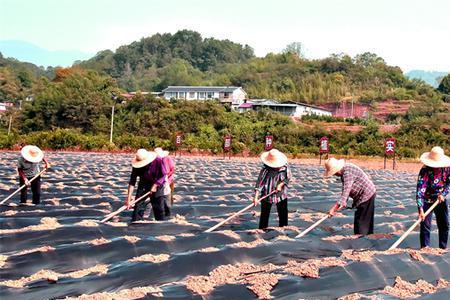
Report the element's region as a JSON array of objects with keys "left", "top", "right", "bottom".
[{"left": 0, "top": 152, "right": 449, "bottom": 299}]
